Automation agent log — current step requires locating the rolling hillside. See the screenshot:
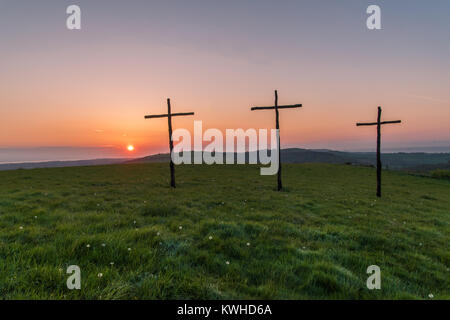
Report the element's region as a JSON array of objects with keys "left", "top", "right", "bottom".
[{"left": 0, "top": 163, "right": 448, "bottom": 299}]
